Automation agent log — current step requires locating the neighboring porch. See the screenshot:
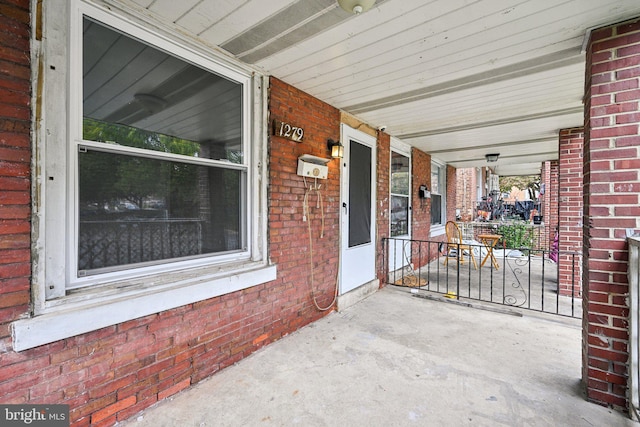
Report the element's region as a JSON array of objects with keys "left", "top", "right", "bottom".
[{"left": 121, "top": 286, "right": 632, "bottom": 426}]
